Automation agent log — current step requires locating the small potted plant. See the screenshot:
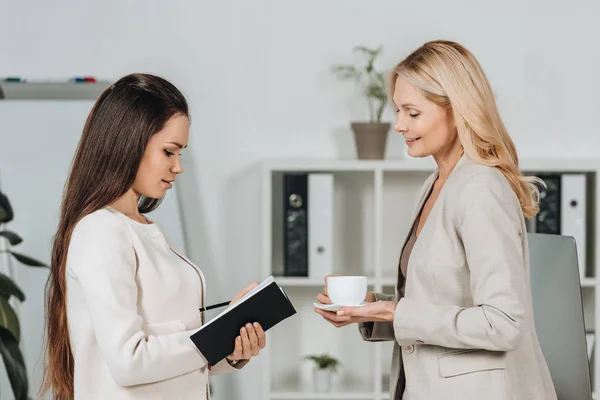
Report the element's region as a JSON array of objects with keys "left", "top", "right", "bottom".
[
  {"left": 332, "top": 45, "right": 391, "bottom": 160},
  {"left": 305, "top": 353, "right": 340, "bottom": 392}
]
